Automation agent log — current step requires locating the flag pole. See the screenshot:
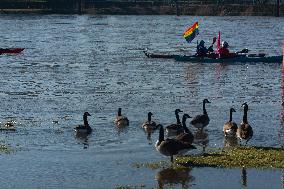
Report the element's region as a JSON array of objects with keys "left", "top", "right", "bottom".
[{"left": 282, "top": 43, "right": 284, "bottom": 73}]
